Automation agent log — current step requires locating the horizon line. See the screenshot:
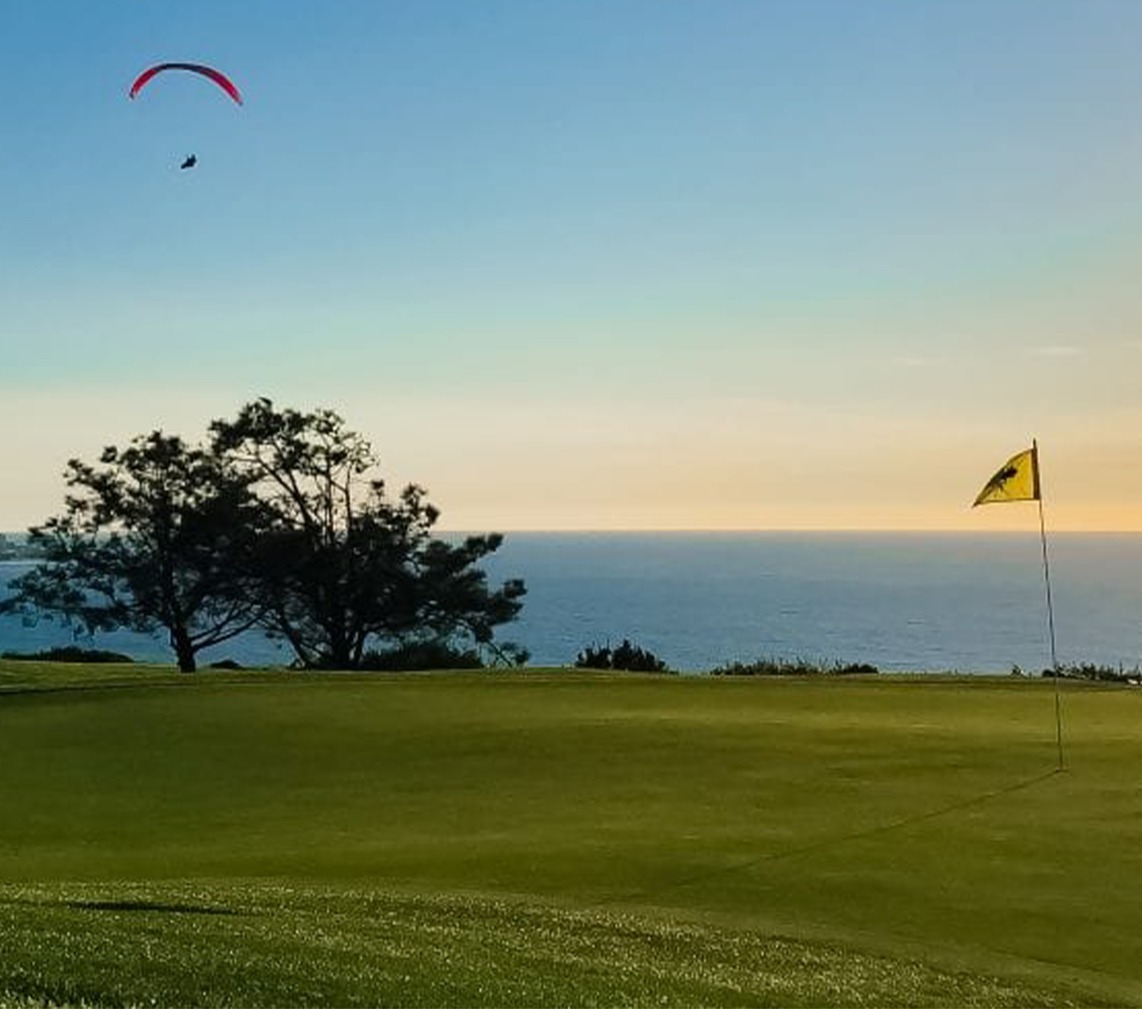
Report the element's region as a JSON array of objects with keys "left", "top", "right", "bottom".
[
  {"left": 434, "top": 526, "right": 1142, "bottom": 535},
  {"left": 6, "top": 526, "right": 1141, "bottom": 536}
]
